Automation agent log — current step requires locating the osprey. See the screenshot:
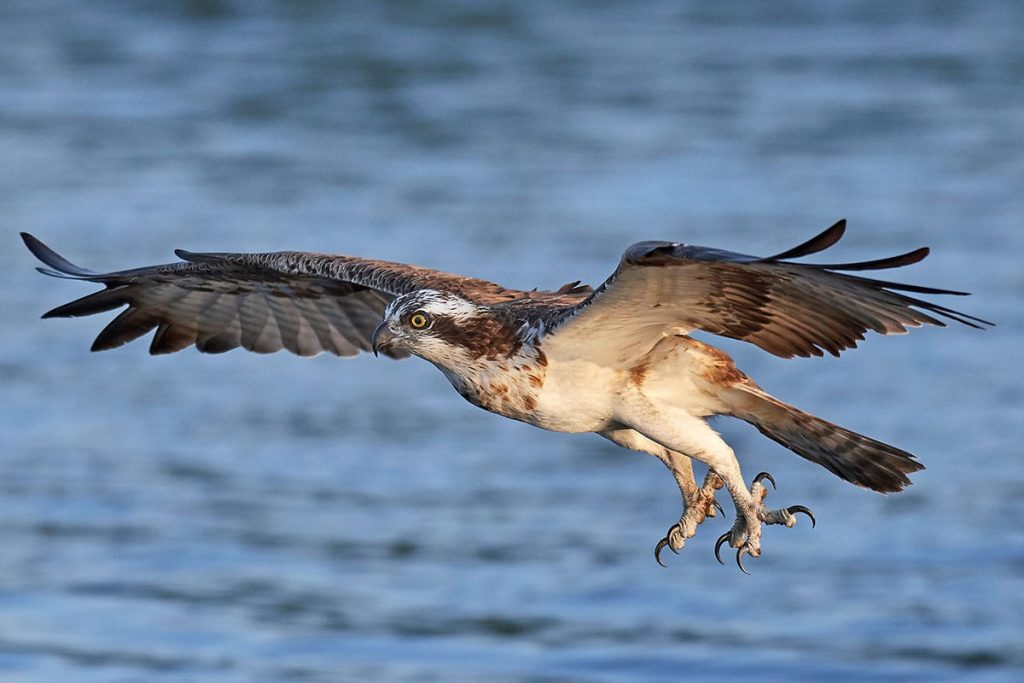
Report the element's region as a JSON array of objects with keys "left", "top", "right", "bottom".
[{"left": 22, "top": 221, "right": 991, "bottom": 572}]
